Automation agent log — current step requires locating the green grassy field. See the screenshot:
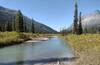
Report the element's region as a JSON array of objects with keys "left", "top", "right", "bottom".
[
  {"left": 0, "top": 32, "right": 33, "bottom": 47},
  {"left": 0, "top": 32, "right": 53, "bottom": 48},
  {"left": 61, "top": 34, "right": 100, "bottom": 65}
]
